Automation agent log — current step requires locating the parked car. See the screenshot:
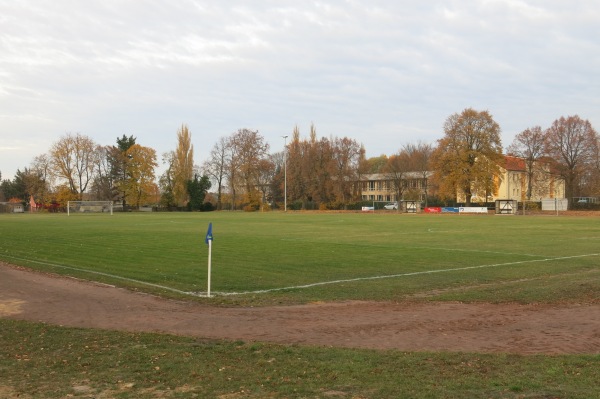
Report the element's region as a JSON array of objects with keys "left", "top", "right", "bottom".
[{"left": 384, "top": 202, "right": 398, "bottom": 210}]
